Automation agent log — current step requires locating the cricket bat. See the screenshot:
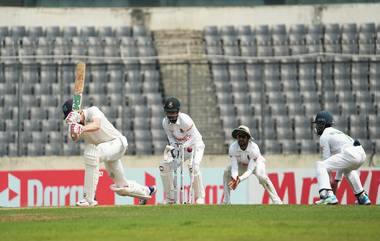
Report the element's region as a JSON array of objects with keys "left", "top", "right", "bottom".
[{"left": 72, "top": 62, "right": 86, "bottom": 112}]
